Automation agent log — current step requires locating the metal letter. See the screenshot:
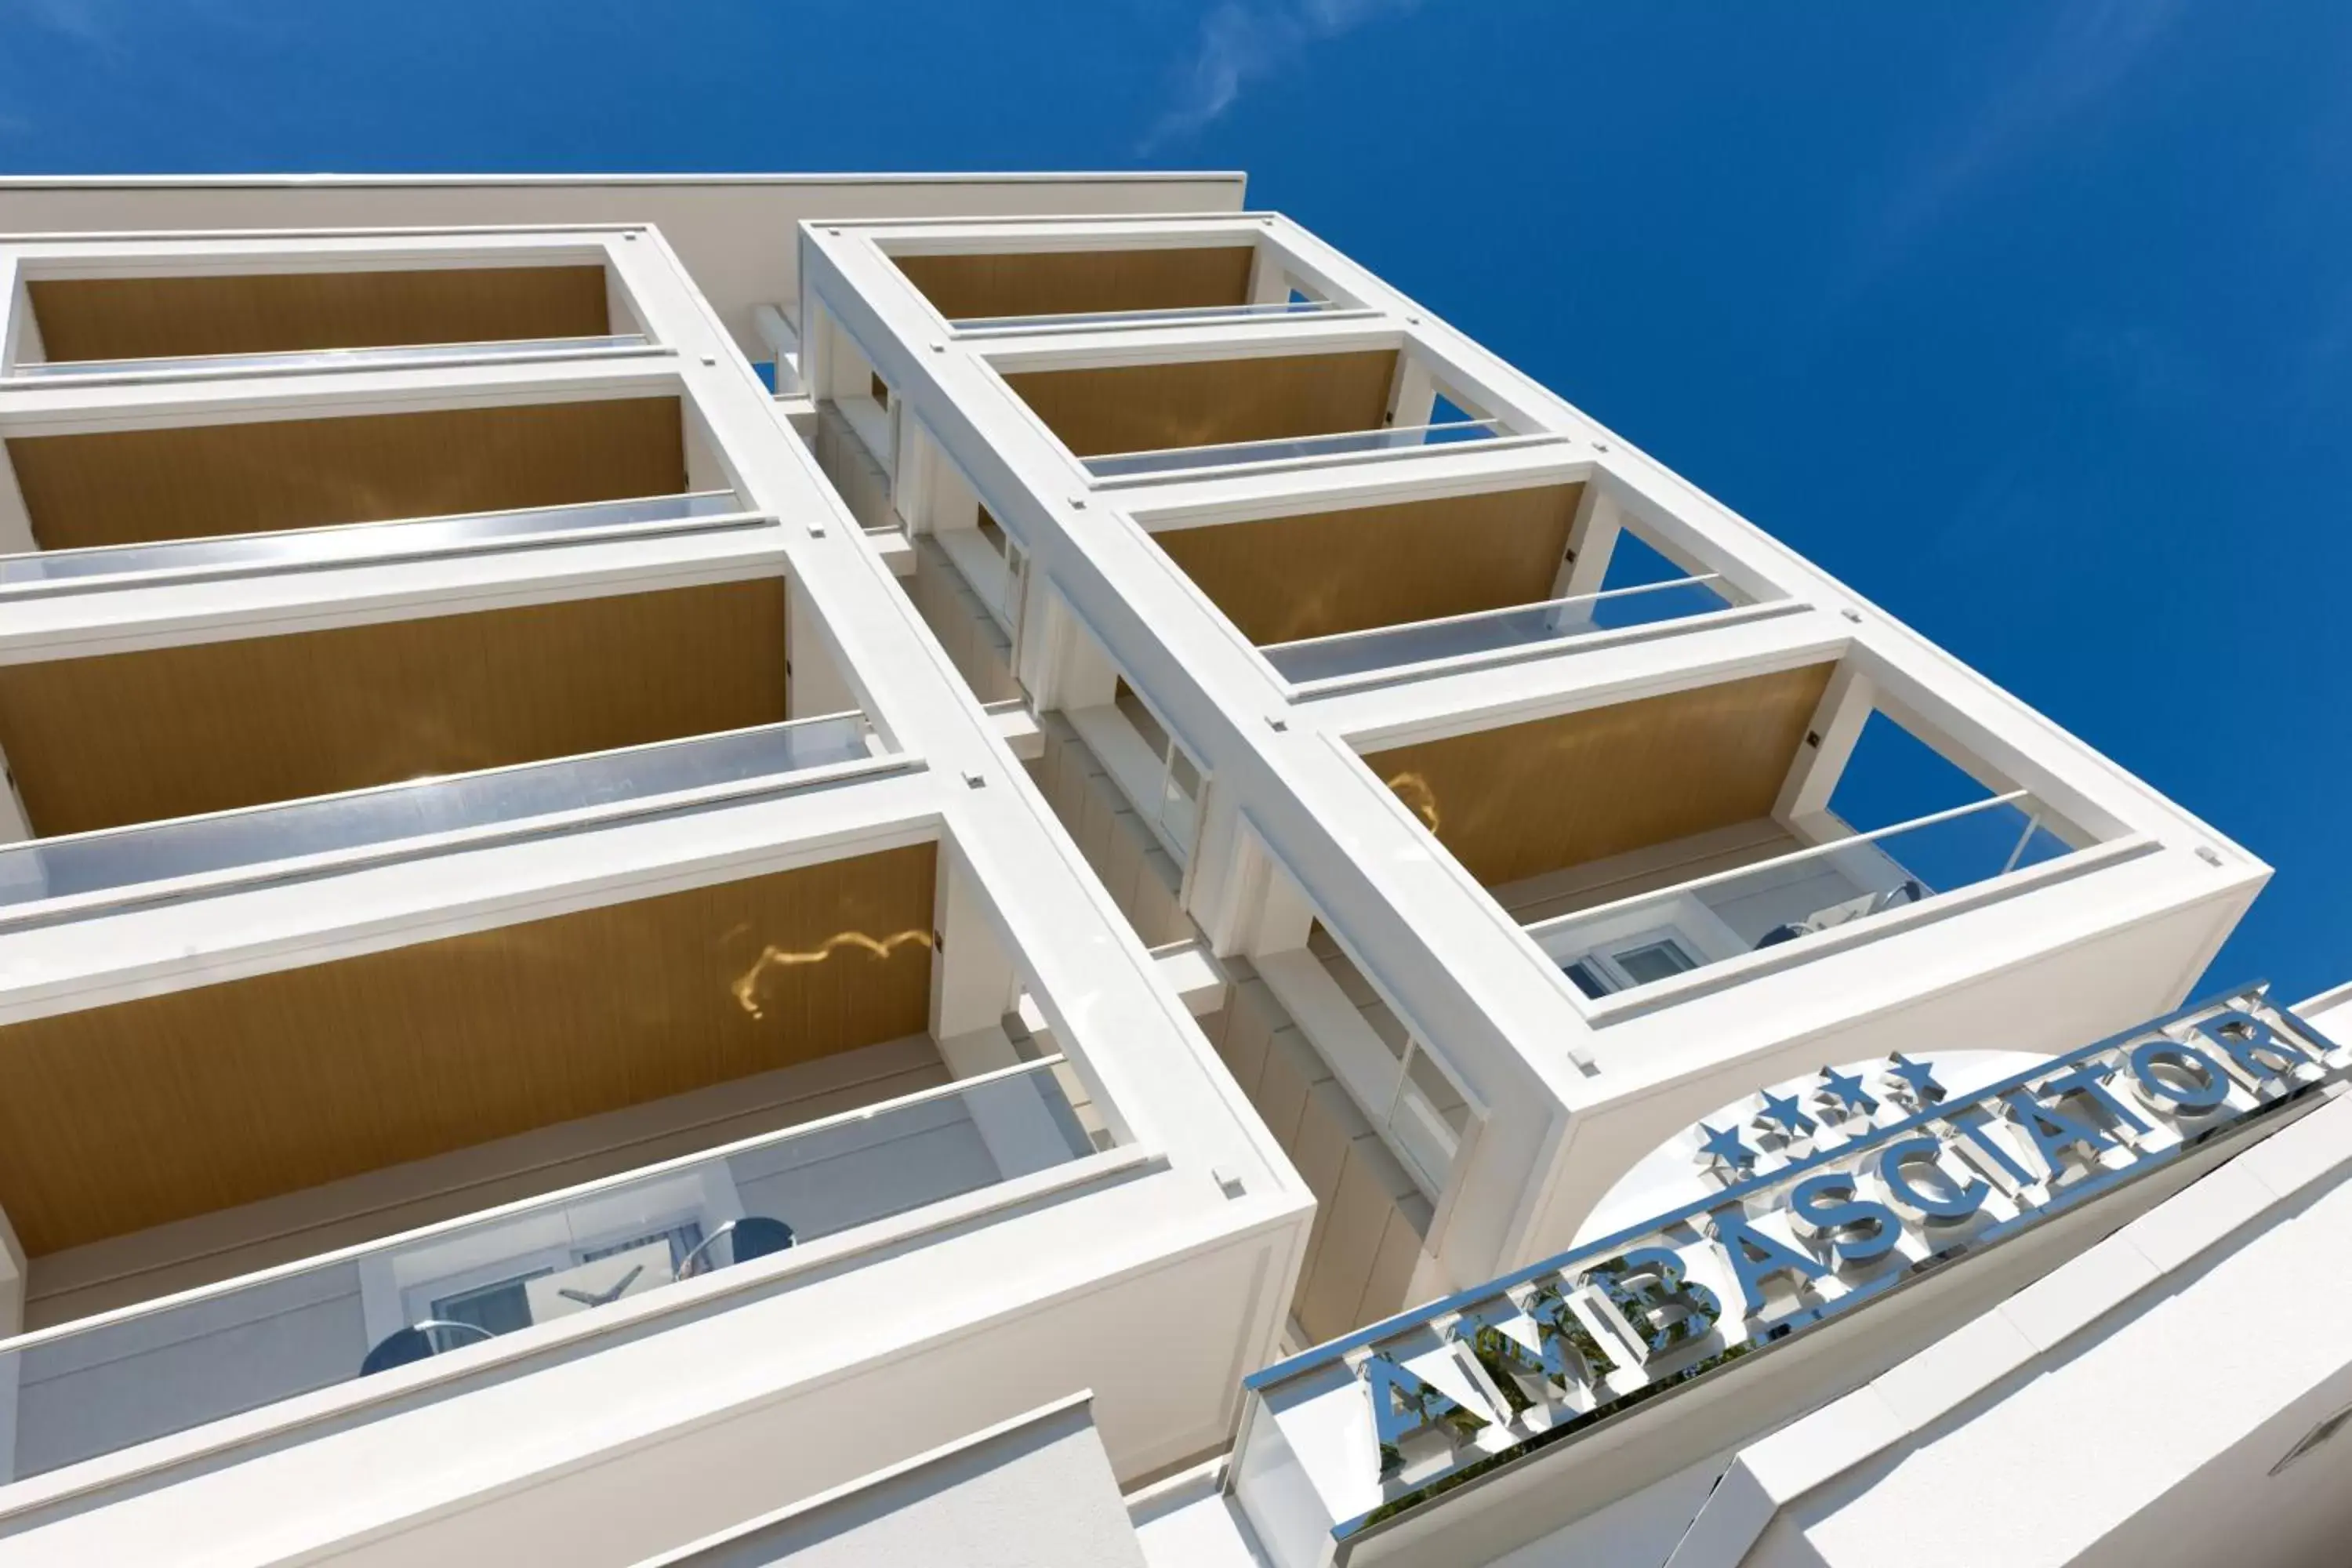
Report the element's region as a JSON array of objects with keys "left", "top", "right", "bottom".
[
  {"left": 1877, "top": 1134, "right": 1989, "bottom": 1222},
  {"left": 1998, "top": 1090, "right": 2112, "bottom": 1181},
  {"left": 2129, "top": 1037, "right": 2231, "bottom": 1110},
  {"left": 2191, "top": 1009, "right": 2307, "bottom": 1086},
  {"left": 2036, "top": 1062, "right": 2154, "bottom": 1138},
  {"left": 1580, "top": 1246, "right": 1723, "bottom": 1363},
  {"left": 1709, "top": 1205, "right": 1829, "bottom": 1320},
  {"left": 1788, "top": 1171, "right": 1902, "bottom": 1267},
  {"left": 1449, "top": 1282, "right": 1616, "bottom": 1419},
  {"left": 1360, "top": 1352, "right": 1489, "bottom": 1479}
]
